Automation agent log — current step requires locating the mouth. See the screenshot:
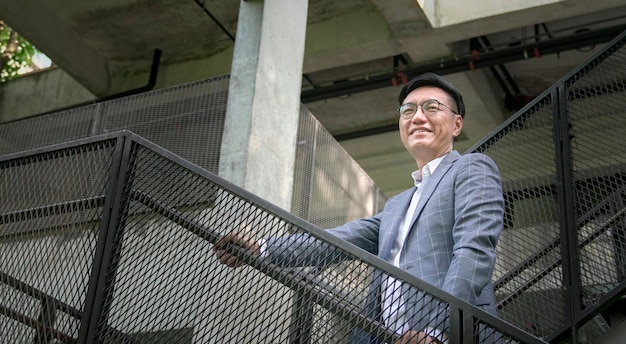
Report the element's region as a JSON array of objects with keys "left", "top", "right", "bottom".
[{"left": 410, "top": 128, "right": 431, "bottom": 135}]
